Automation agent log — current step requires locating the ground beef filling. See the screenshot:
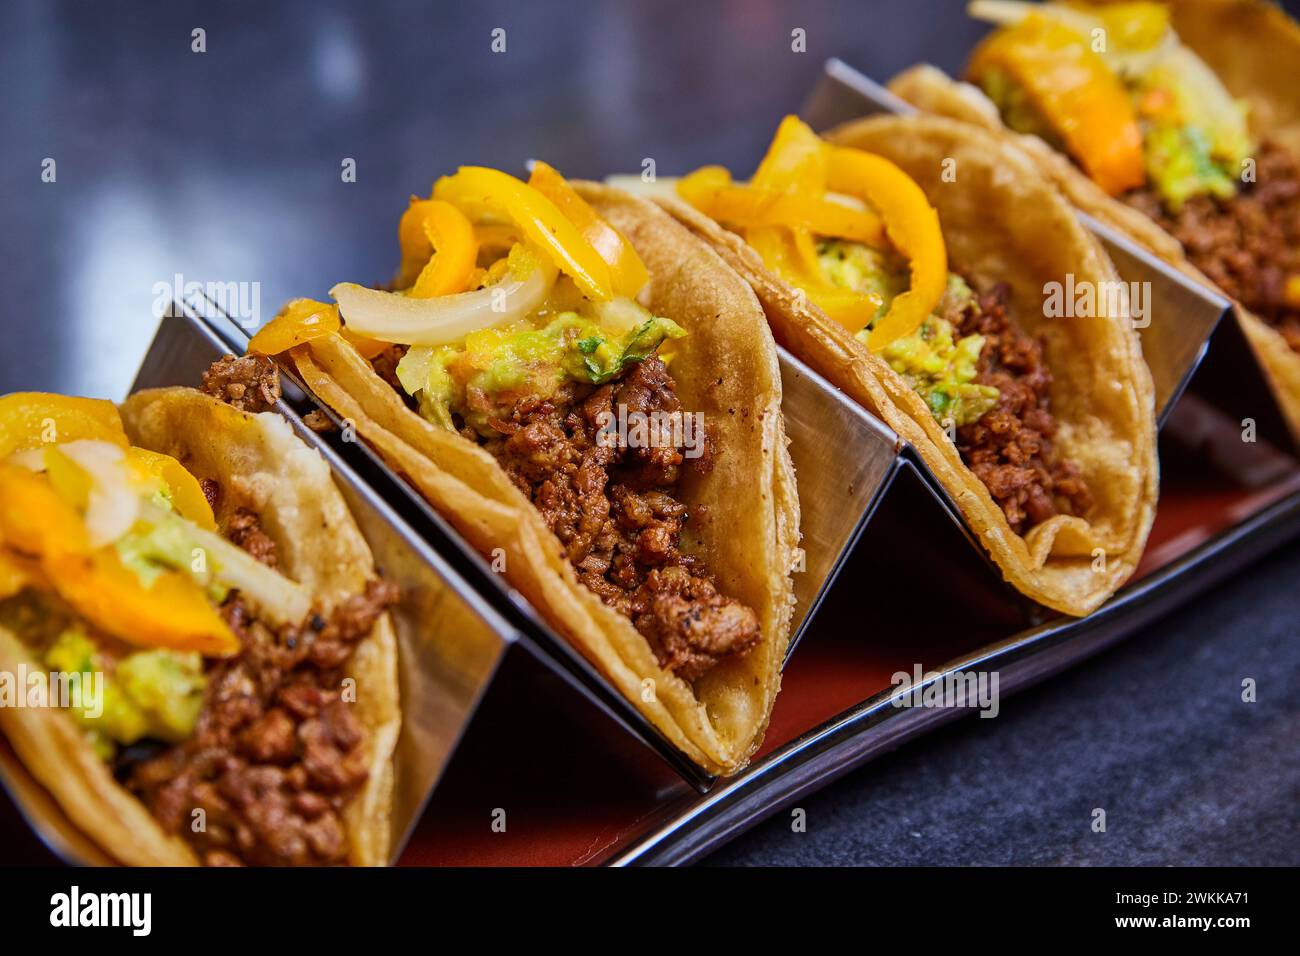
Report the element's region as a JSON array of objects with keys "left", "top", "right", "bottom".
[
  {"left": 951, "top": 283, "right": 1093, "bottom": 536},
  {"left": 125, "top": 571, "right": 397, "bottom": 867},
  {"left": 125, "top": 375, "right": 396, "bottom": 865},
  {"left": 1124, "top": 139, "right": 1300, "bottom": 351},
  {"left": 479, "top": 357, "right": 760, "bottom": 682},
  {"left": 200, "top": 354, "right": 282, "bottom": 412}
]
